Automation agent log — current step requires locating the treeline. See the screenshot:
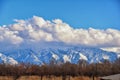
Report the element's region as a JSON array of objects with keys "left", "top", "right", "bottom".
[{"left": 0, "top": 58, "right": 120, "bottom": 80}]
